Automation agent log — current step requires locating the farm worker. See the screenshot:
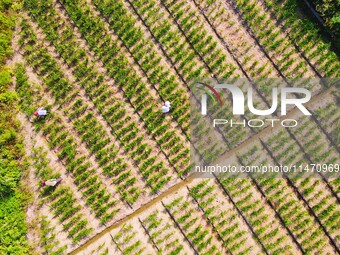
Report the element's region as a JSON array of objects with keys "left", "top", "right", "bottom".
[
  {"left": 161, "top": 101, "right": 171, "bottom": 113},
  {"left": 34, "top": 107, "right": 48, "bottom": 118},
  {"left": 41, "top": 177, "right": 63, "bottom": 187}
]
